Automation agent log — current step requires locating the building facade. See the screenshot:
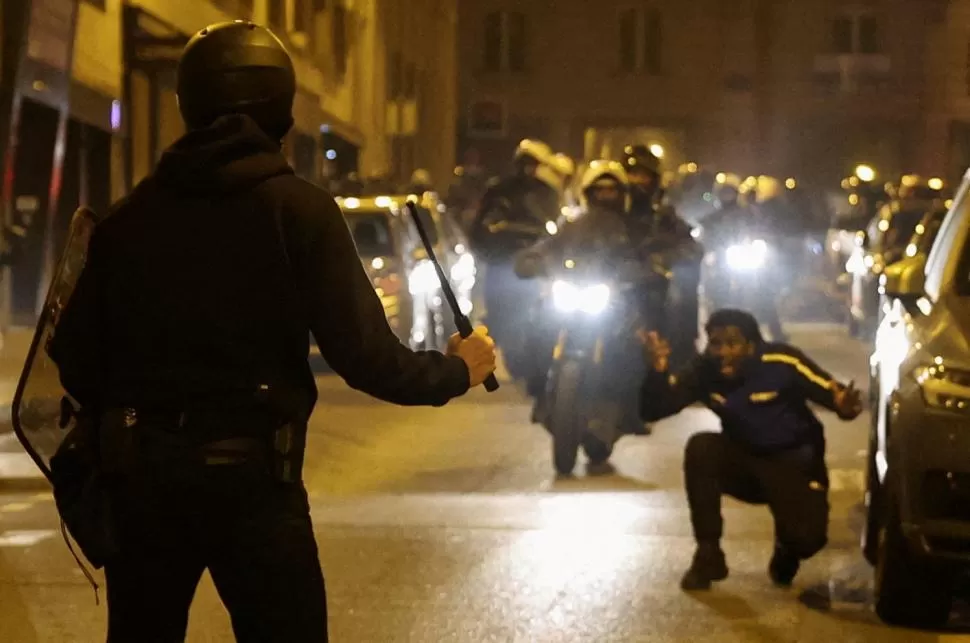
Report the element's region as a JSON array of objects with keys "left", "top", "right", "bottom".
[
  {"left": 457, "top": 0, "right": 946, "bottom": 187},
  {"left": 0, "top": 0, "right": 458, "bottom": 326}
]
